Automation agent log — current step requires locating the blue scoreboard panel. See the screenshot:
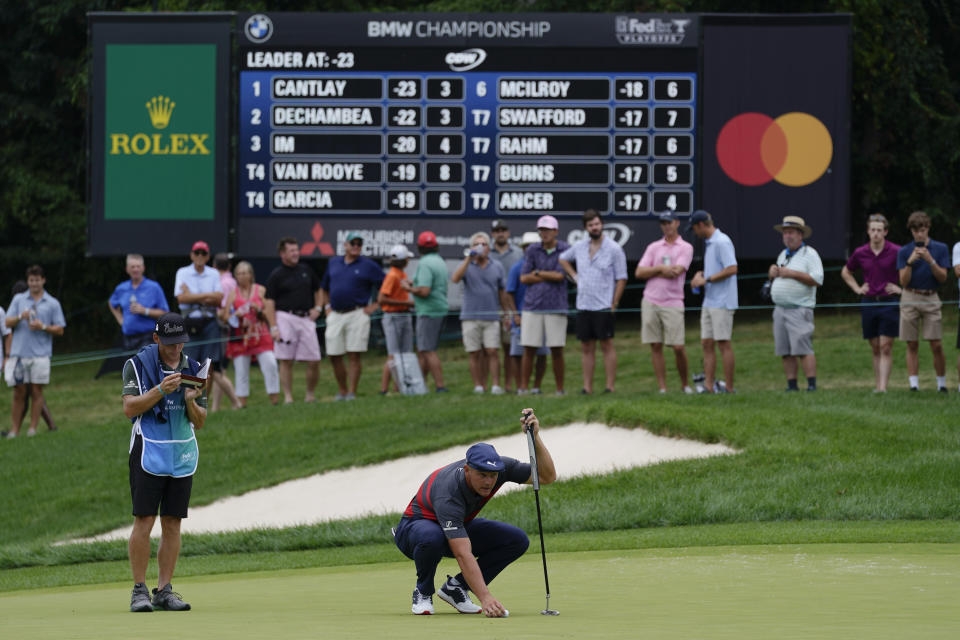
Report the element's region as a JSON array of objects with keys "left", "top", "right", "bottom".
[{"left": 237, "top": 13, "right": 699, "bottom": 257}]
